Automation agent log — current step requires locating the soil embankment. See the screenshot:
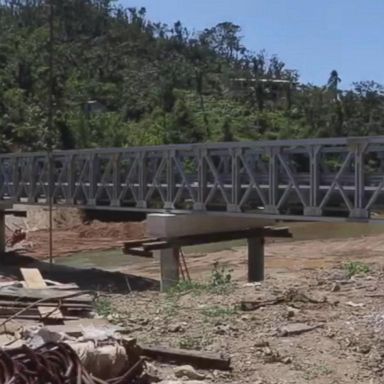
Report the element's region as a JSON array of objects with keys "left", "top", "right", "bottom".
[{"left": 6, "top": 206, "right": 145, "bottom": 259}]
